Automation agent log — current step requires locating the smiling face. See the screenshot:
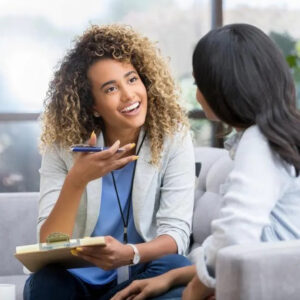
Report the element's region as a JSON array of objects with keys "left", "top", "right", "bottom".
[{"left": 88, "top": 58, "right": 148, "bottom": 140}]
